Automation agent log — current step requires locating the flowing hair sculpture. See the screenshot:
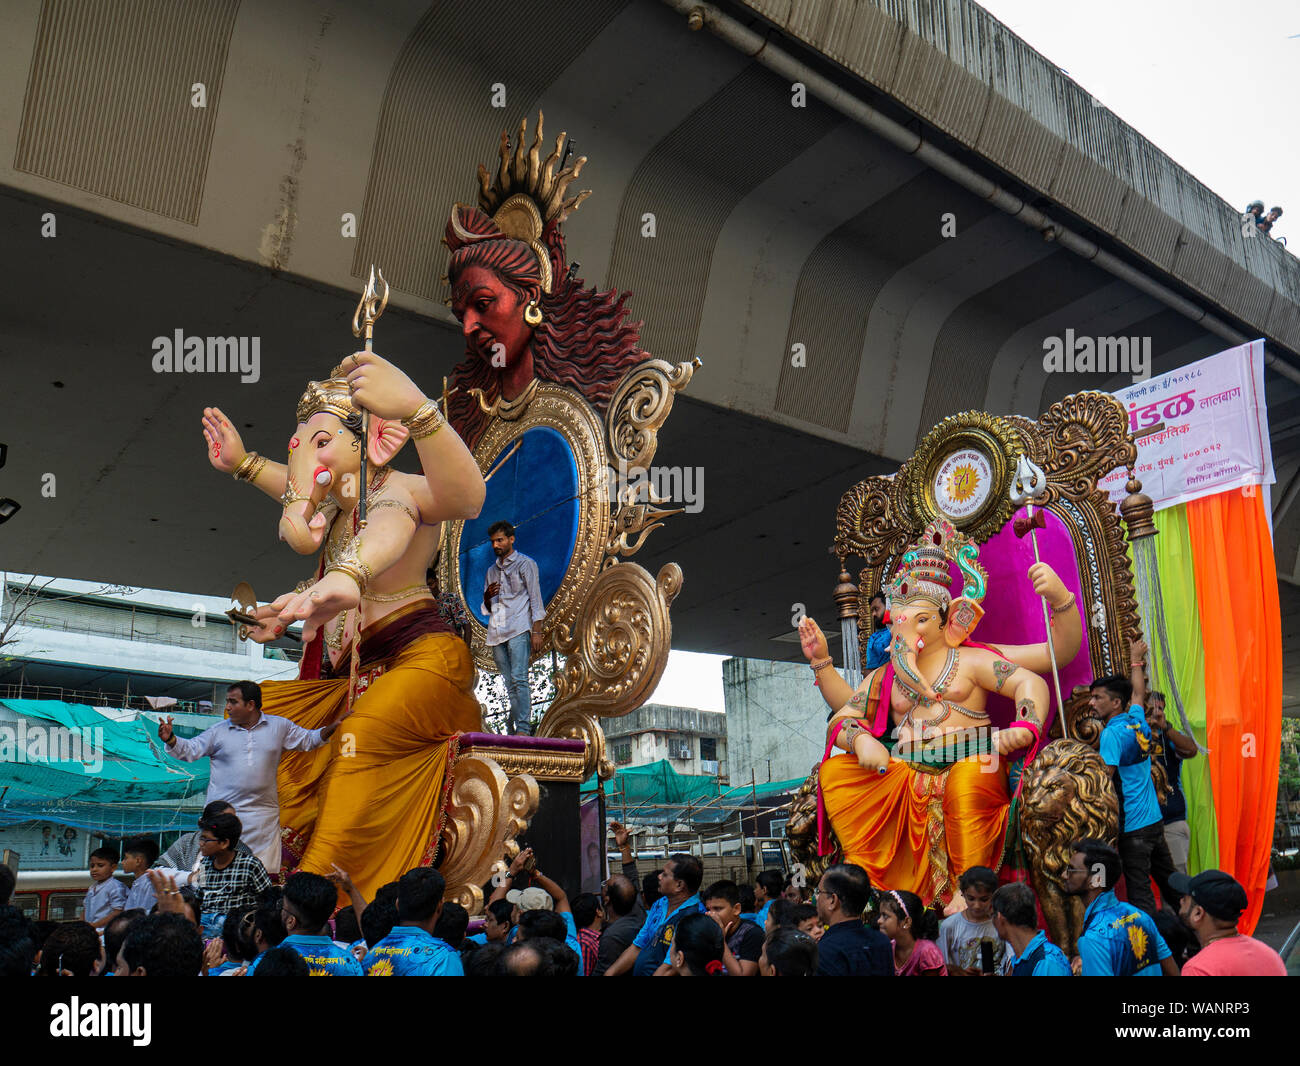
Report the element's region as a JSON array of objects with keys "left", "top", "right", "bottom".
[{"left": 442, "top": 114, "right": 647, "bottom": 448}]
